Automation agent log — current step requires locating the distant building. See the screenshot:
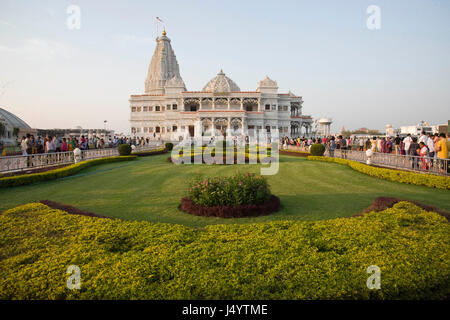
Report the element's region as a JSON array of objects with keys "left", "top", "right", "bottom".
[
  {"left": 0, "top": 107, "right": 37, "bottom": 146},
  {"left": 36, "top": 128, "right": 115, "bottom": 140},
  {"left": 399, "top": 121, "right": 438, "bottom": 135},
  {"left": 386, "top": 120, "right": 449, "bottom": 136},
  {"left": 314, "top": 118, "right": 333, "bottom": 136},
  {"left": 385, "top": 124, "right": 398, "bottom": 136}
]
